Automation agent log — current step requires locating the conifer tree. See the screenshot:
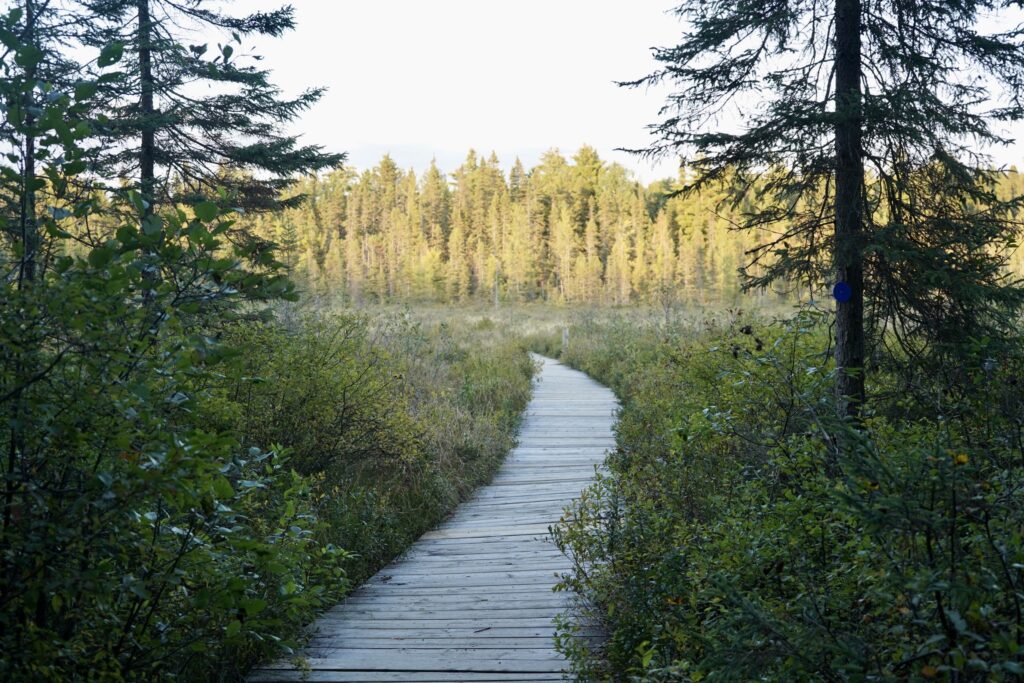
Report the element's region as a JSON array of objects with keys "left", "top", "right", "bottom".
[
  {"left": 244, "top": 146, "right": 1024, "bottom": 310},
  {"left": 421, "top": 160, "right": 451, "bottom": 252},
  {"left": 509, "top": 157, "right": 527, "bottom": 204},
  {"left": 605, "top": 230, "right": 633, "bottom": 305},
  {"left": 81, "top": 0, "right": 343, "bottom": 212},
  {"left": 550, "top": 202, "right": 577, "bottom": 301},
  {"left": 629, "top": 0, "right": 1024, "bottom": 416},
  {"left": 1, "top": 0, "right": 91, "bottom": 281}
]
